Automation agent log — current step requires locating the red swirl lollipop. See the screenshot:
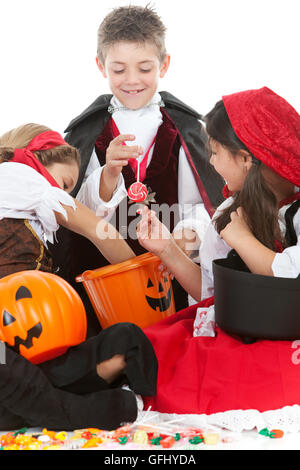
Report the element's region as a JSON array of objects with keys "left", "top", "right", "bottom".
[{"left": 128, "top": 182, "right": 148, "bottom": 203}]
